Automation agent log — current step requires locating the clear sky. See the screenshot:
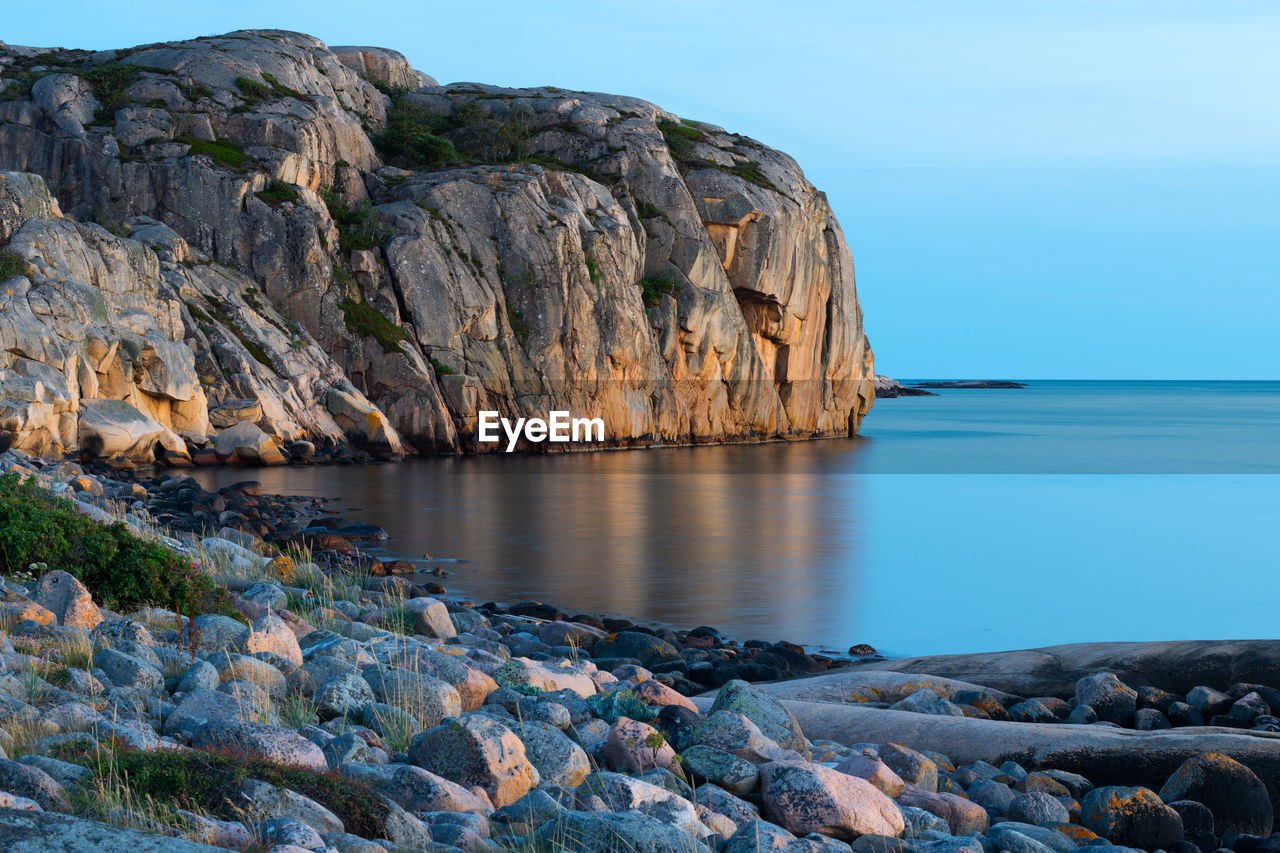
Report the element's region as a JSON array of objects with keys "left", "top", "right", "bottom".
[{"left": 6, "top": 1, "right": 1278, "bottom": 377}]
